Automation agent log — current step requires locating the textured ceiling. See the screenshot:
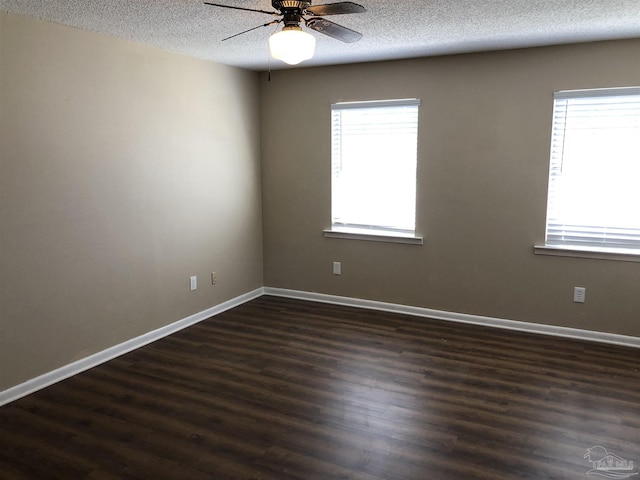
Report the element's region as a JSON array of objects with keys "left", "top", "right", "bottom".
[{"left": 2, "top": 0, "right": 640, "bottom": 71}]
